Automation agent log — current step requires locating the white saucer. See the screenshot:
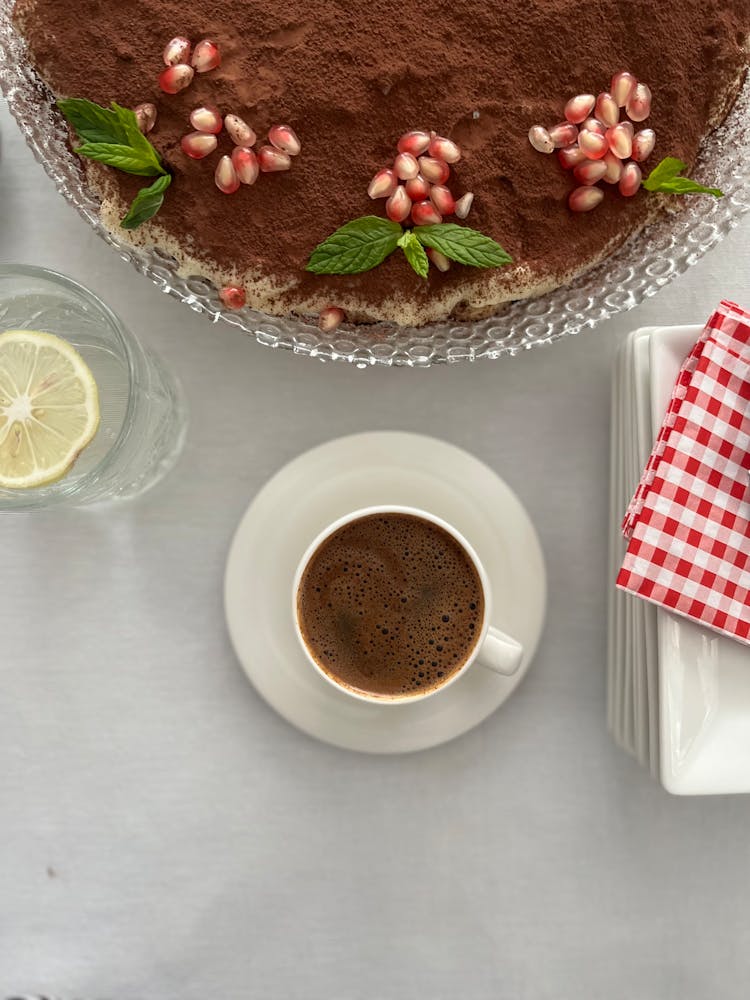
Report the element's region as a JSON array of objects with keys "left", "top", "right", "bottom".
[{"left": 224, "top": 432, "right": 547, "bottom": 753}]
